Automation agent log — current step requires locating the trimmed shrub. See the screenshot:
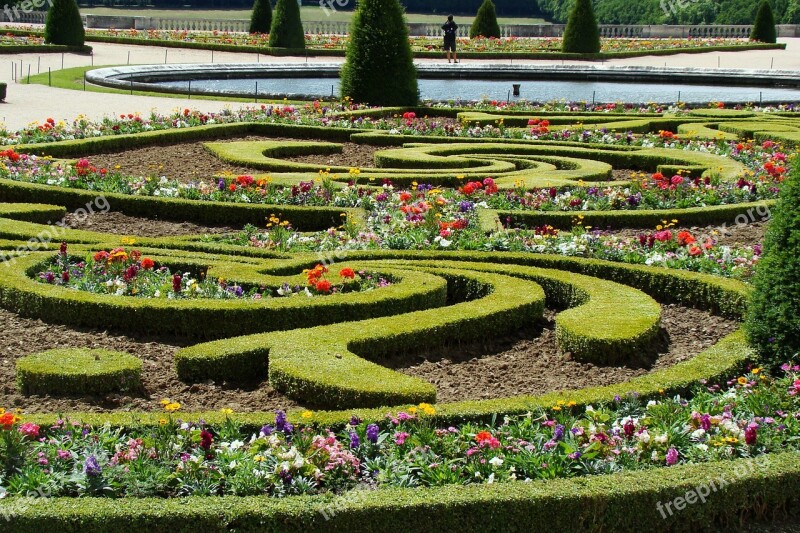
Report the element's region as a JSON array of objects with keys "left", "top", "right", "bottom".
[
  {"left": 340, "top": 0, "right": 419, "bottom": 106},
  {"left": 746, "top": 163, "right": 800, "bottom": 370},
  {"left": 470, "top": 0, "right": 501, "bottom": 39},
  {"left": 44, "top": 0, "right": 85, "bottom": 46},
  {"left": 249, "top": 0, "right": 273, "bottom": 34},
  {"left": 16, "top": 348, "right": 142, "bottom": 395},
  {"left": 268, "top": 0, "right": 305, "bottom": 49},
  {"left": 561, "top": 0, "right": 600, "bottom": 54},
  {"left": 750, "top": 0, "right": 777, "bottom": 43}
]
